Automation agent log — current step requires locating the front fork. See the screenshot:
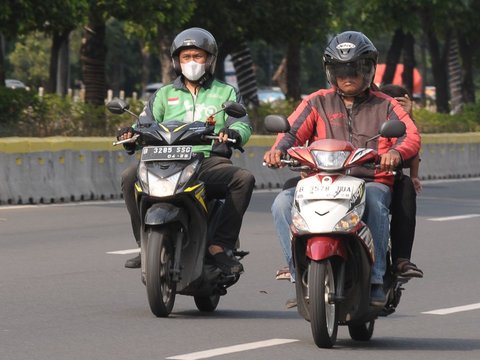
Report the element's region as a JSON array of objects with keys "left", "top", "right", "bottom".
[{"left": 298, "top": 236, "right": 348, "bottom": 304}]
